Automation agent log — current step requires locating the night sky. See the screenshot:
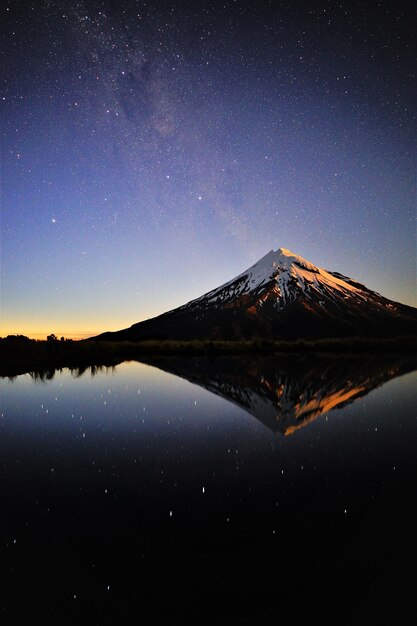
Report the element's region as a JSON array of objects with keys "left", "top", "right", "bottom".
[{"left": 2, "top": 0, "right": 416, "bottom": 338}]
